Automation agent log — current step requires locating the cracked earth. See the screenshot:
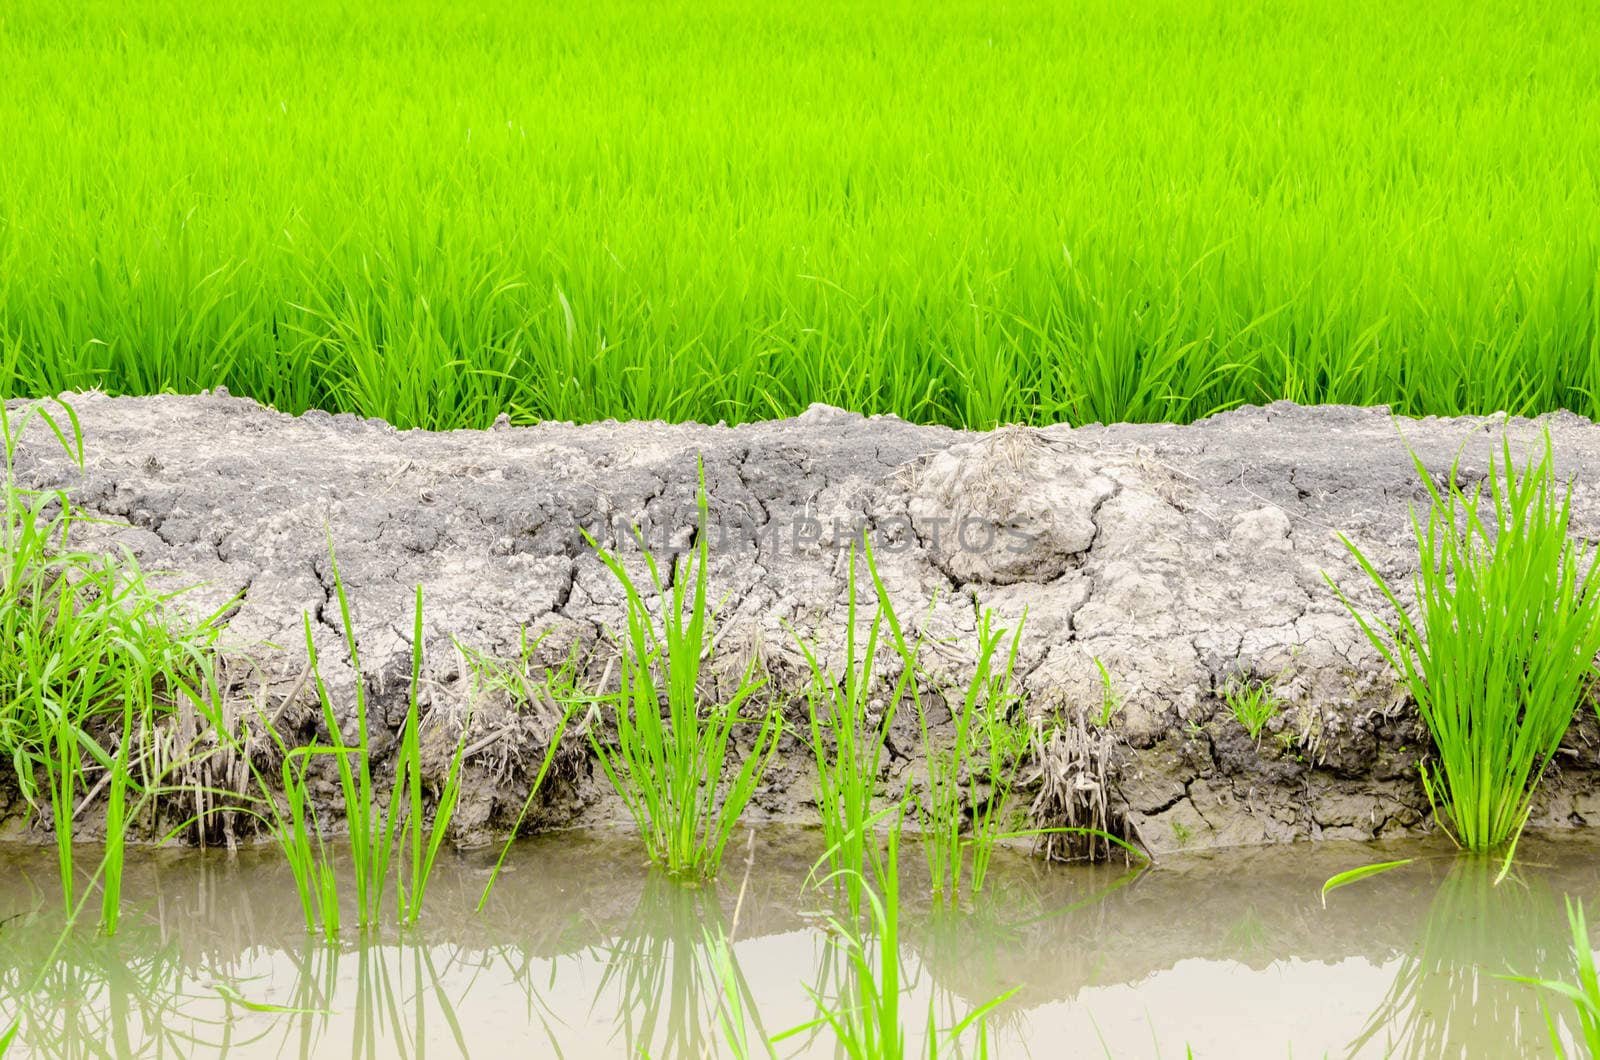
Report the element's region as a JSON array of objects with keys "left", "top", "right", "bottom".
[{"left": 10, "top": 391, "right": 1600, "bottom": 854}]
